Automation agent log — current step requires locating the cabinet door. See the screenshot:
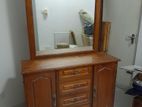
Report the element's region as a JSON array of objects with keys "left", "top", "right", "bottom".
[
  {"left": 93, "top": 63, "right": 117, "bottom": 107},
  {"left": 23, "top": 72, "right": 56, "bottom": 107}
]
